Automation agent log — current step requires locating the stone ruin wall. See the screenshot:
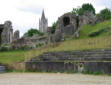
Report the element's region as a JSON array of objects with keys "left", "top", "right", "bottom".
[
  {"left": 0, "top": 21, "right": 20, "bottom": 46},
  {"left": 54, "top": 11, "right": 96, "bottom": 42},
  {"left": 13, "top": 30, "right": 20, "bottom": 41},
  {"left": 26, "top": 49, "right": 111, "bottom": 74}
]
